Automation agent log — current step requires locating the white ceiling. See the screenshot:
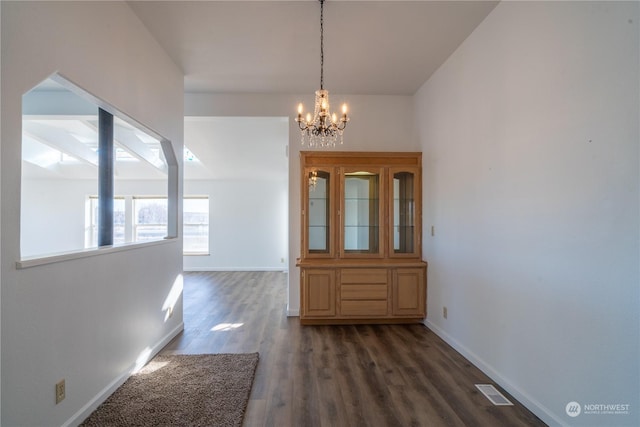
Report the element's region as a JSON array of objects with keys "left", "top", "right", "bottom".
[
  {"left": 128, "top": 0, "right": 499, "bottom": 95},
  {"left": 24, "top": 2, "right": 499, "bottom": 182}
]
